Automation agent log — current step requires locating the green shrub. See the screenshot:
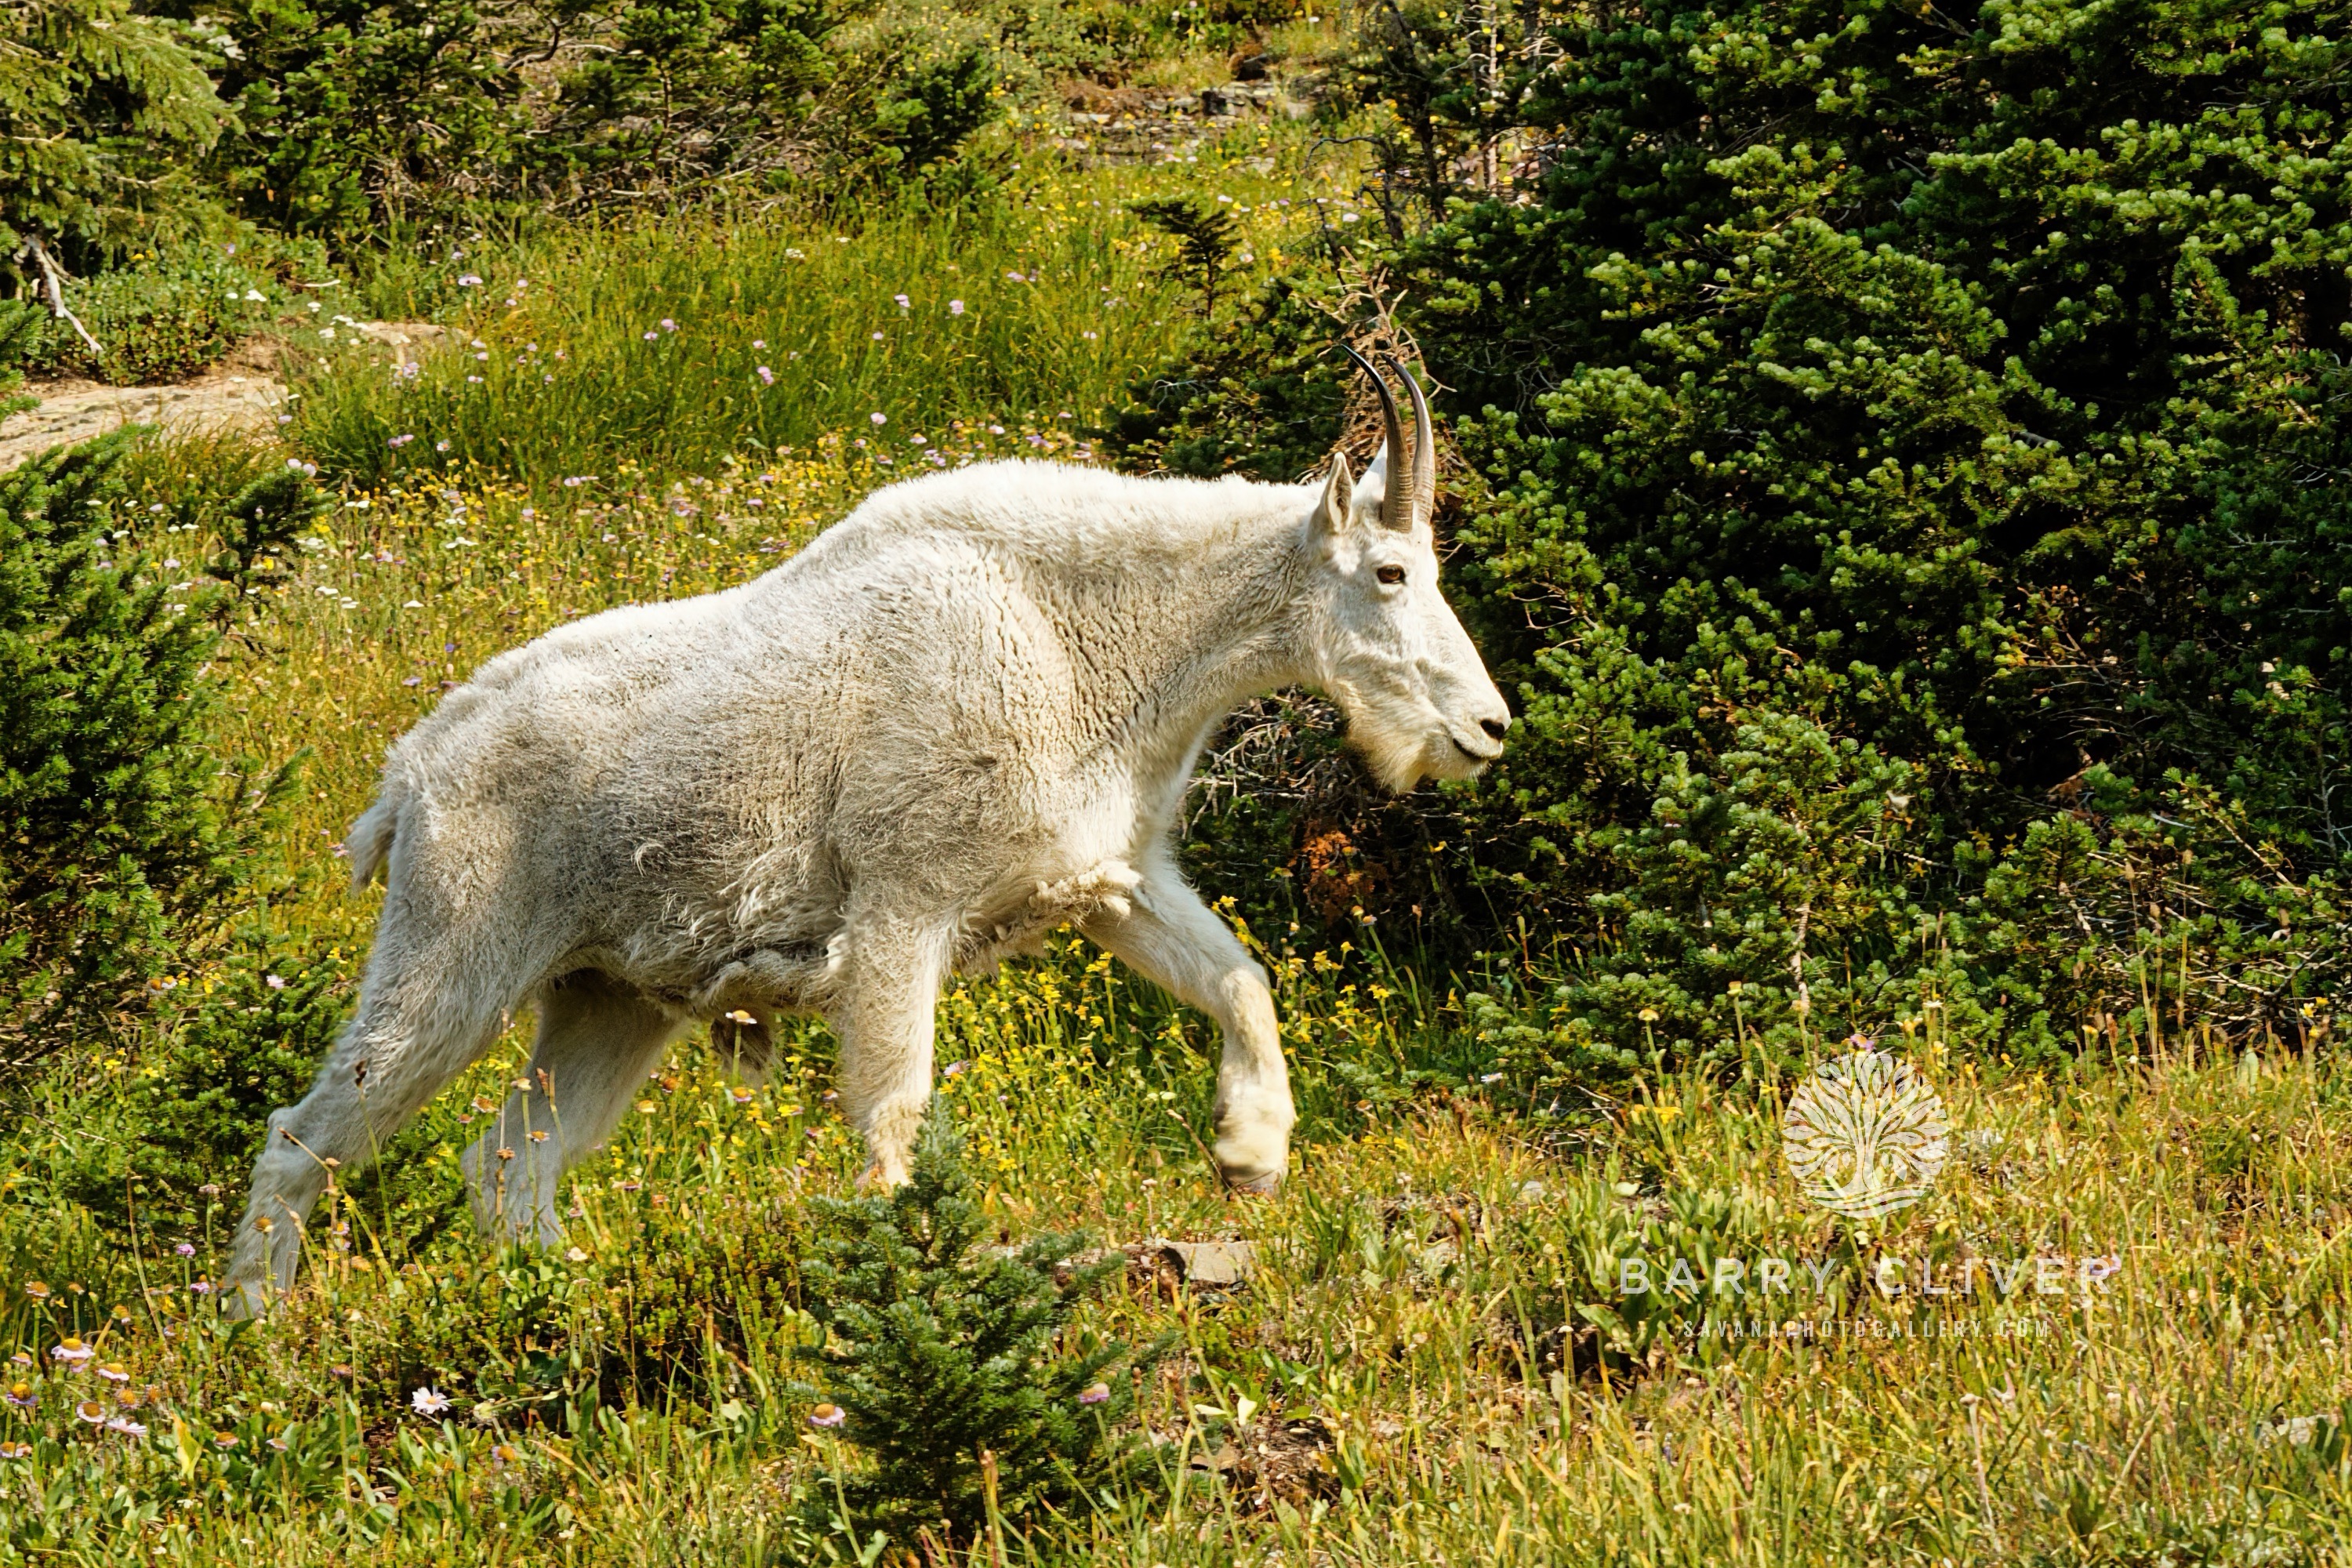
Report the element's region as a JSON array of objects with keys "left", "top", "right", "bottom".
[
  {"left": 1129, "top": 196, "right": 1243, "bottom": 316},
  {"left": 820, "top": 11, "right": 1007, "bottom": 186},
  {"left": 29, "top": 249, "right": 282, "bottom": 384},
  {"left": 159, "top": 0, "right": 527, "bottom": 237},
  {"left": 539, "top": 0, "right": 876, "bottom": 202},
  {"left": 0, "top": 303, "right": 40, "bottom": 401},
  {"left": 791, "top": 1098, "right": 1159, "bottom": 1545},
  {"left": 1104, "top": 274, "right": 1351, "bottom": 482},
  {"left": 0, "top": 437, "right": 318, "bottom": 1071},
  {"left": 1541, "top": 1179, "right": 1803, "bottom": 1376},
  {"left": 166, "top": 0, "right": 1143, "bottom": 234}
]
